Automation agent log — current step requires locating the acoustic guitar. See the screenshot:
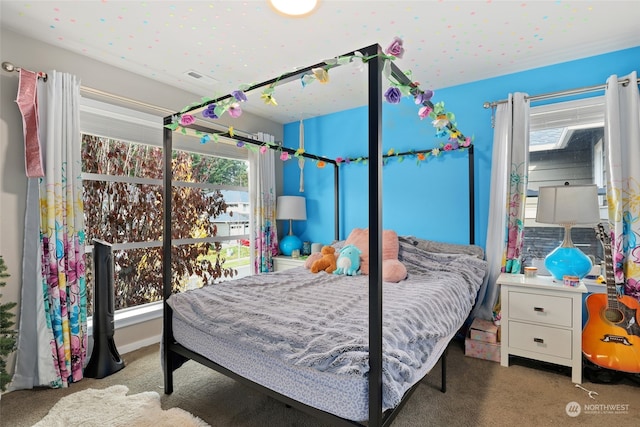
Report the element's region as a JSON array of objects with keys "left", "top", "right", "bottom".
[{"left": 582, "top": 223, "right": 640, "bottom": 373}]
